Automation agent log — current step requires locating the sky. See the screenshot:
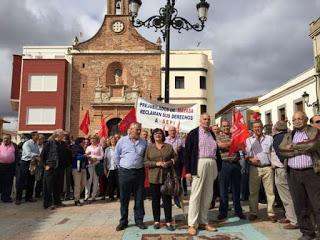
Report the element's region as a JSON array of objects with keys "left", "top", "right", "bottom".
[{"left": 0, "top": 0, "right": 319, "bottom": 130}]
